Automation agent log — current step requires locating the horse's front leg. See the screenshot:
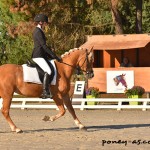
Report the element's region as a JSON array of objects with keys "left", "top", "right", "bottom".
[
  {"left": 43, "top": 97, "right": 66, "bottom": 122},
  {"left": 63, "top": 95, "right": 86, "bottom": 130}
]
